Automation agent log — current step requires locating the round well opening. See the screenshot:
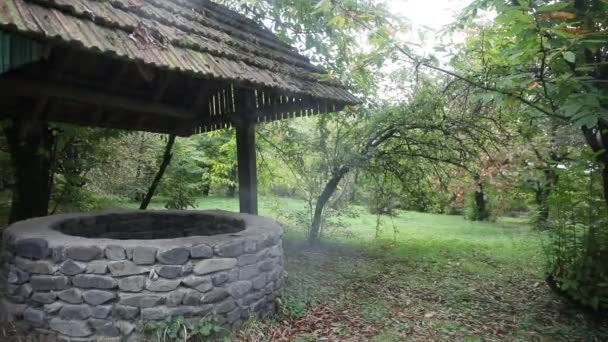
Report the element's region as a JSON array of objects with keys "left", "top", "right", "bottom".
[{"left": 54, "top": 212, "right": 246, "bottom": 240}]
